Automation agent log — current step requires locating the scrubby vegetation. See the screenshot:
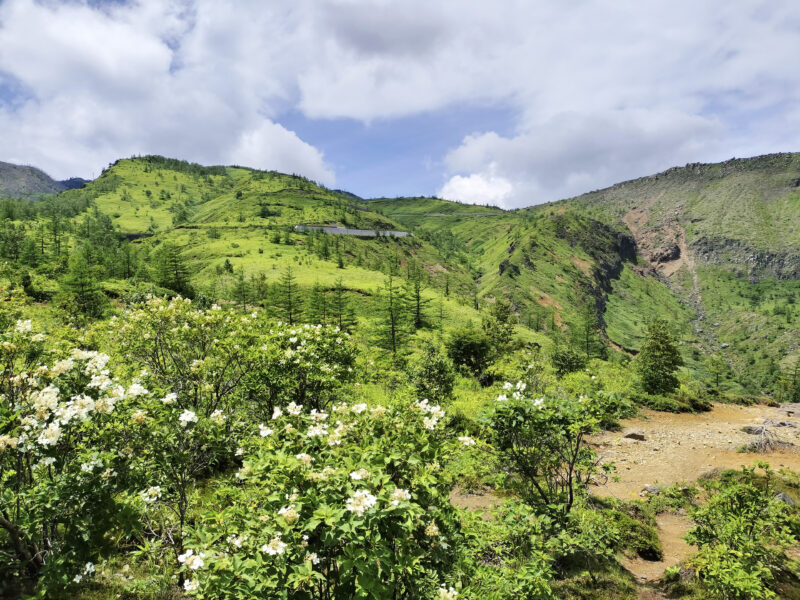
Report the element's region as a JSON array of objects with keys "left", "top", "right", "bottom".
[{"left": 0, "top": 154, "right": 799, "bottom": 598}]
